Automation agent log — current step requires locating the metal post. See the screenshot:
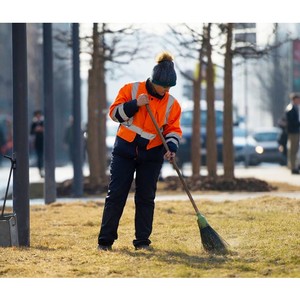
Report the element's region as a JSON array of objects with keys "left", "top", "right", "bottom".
[
  {"left": 72, "top": 23, "right": 83, "bottom": 197},
  {"left": 43, "top": 23, "right": 56, "bottom": 204},
  {"left": 12, "top": 23, "right": 30, "bottom": 247}
]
